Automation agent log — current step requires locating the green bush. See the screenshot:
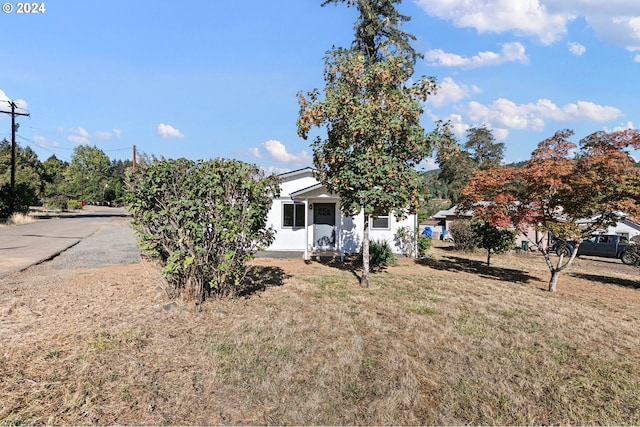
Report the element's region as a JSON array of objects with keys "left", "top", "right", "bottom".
[
  {"left": 417, "top": 234, "right": 431, "bottom": 258},
  {"left": 0, "top": 183, "right": 34, "bottom": 217},
  {"left": 359, "top": 239, "right": 397, "bottom": 269},
  {"left": 125, "top": 158, "right": 280, "bottom": 302},
  {"left": 67, "top": 200, "right": 83, "bottom": 210},
  {"left": 46, "top": 195, "right": 68, "bottom": 210},
  {"left": 449, "top": 220, "right": 475, "bottom": 252}
]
